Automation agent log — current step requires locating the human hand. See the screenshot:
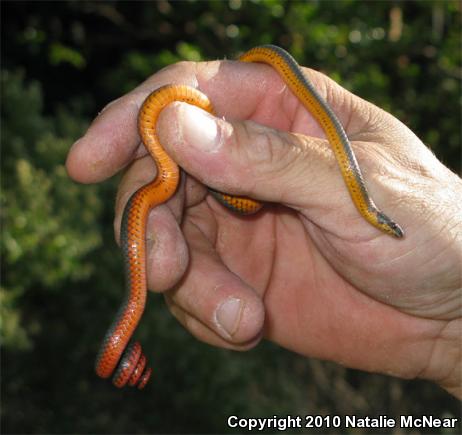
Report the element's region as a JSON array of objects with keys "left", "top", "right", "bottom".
[{"left": 66, "top": 55, "right": 462, "bottom": 397}]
